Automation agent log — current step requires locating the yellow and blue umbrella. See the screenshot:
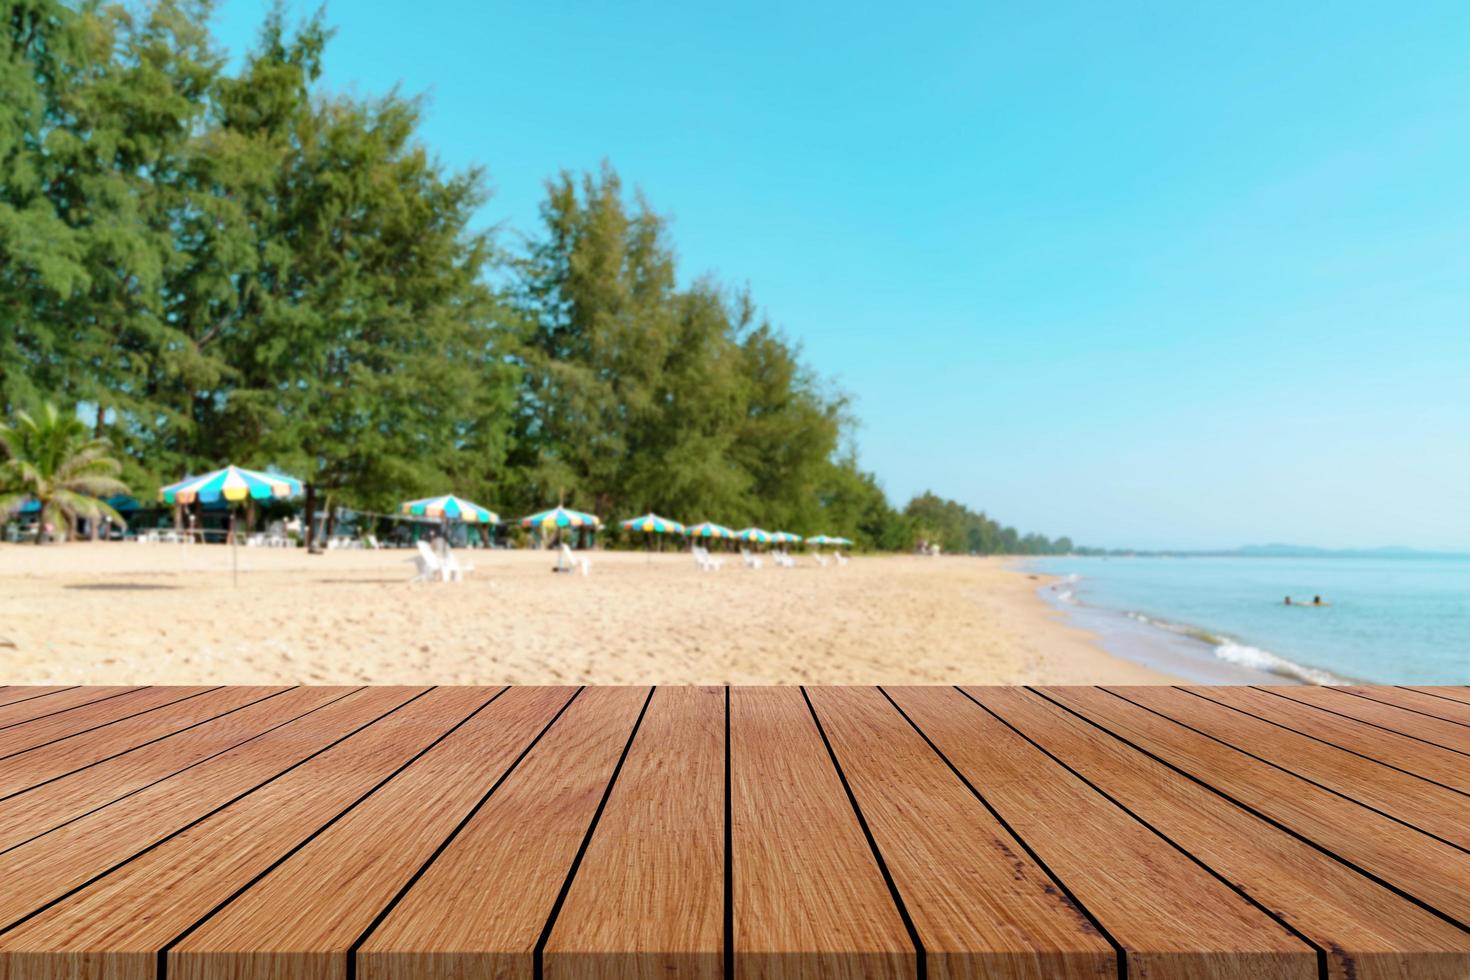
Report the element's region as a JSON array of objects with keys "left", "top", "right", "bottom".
[
  {"left": 685, "top": 521, "right": 735, "bottom": 540},
  {"left": 735, "top": 527, "right": 772, "bottom": 544},
  {"left": 806, "top": 534, "right": 841, "bottom": 546},
  {"left": 771, "top": 530, "right": 803, "bottom": 545},
  {"left": 619, "top": 512, "right": 685, "bottom": 535},
  {"left": 400, "top": 494, "right": 499, "bottom": 524},
  {"left": 159, "top": 465, "right": 302, "bottom": 505},
  {"left": 520, "top": 505, "right": 601, "bottom": 530}
]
